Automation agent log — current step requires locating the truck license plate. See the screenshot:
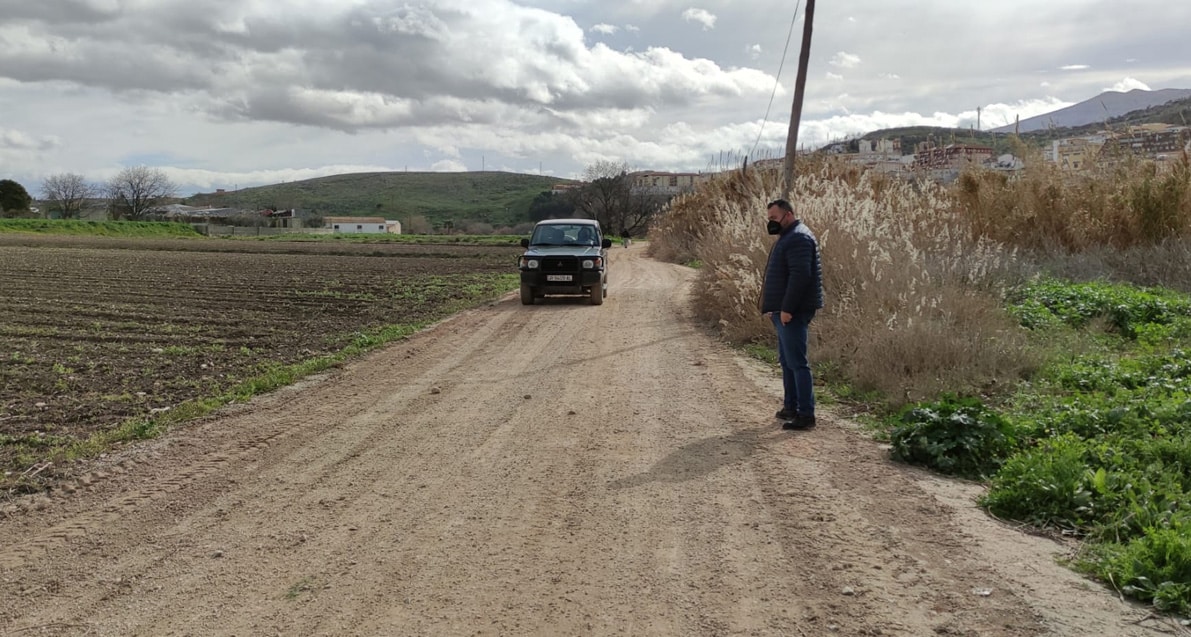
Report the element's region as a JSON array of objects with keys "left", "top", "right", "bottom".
[{"left": 546, "top": 274, "right": 573, "bottom": 282}]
